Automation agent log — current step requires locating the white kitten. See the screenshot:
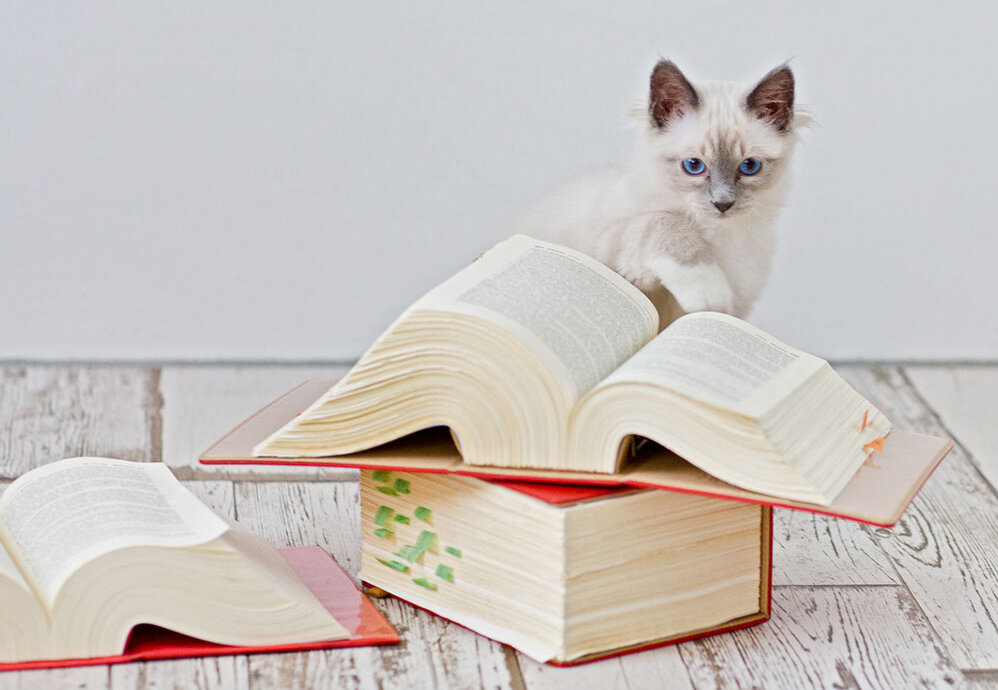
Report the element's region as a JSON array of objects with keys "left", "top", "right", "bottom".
[{"left": 515, "top": 60, "right": 805, "bottom": 329}]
